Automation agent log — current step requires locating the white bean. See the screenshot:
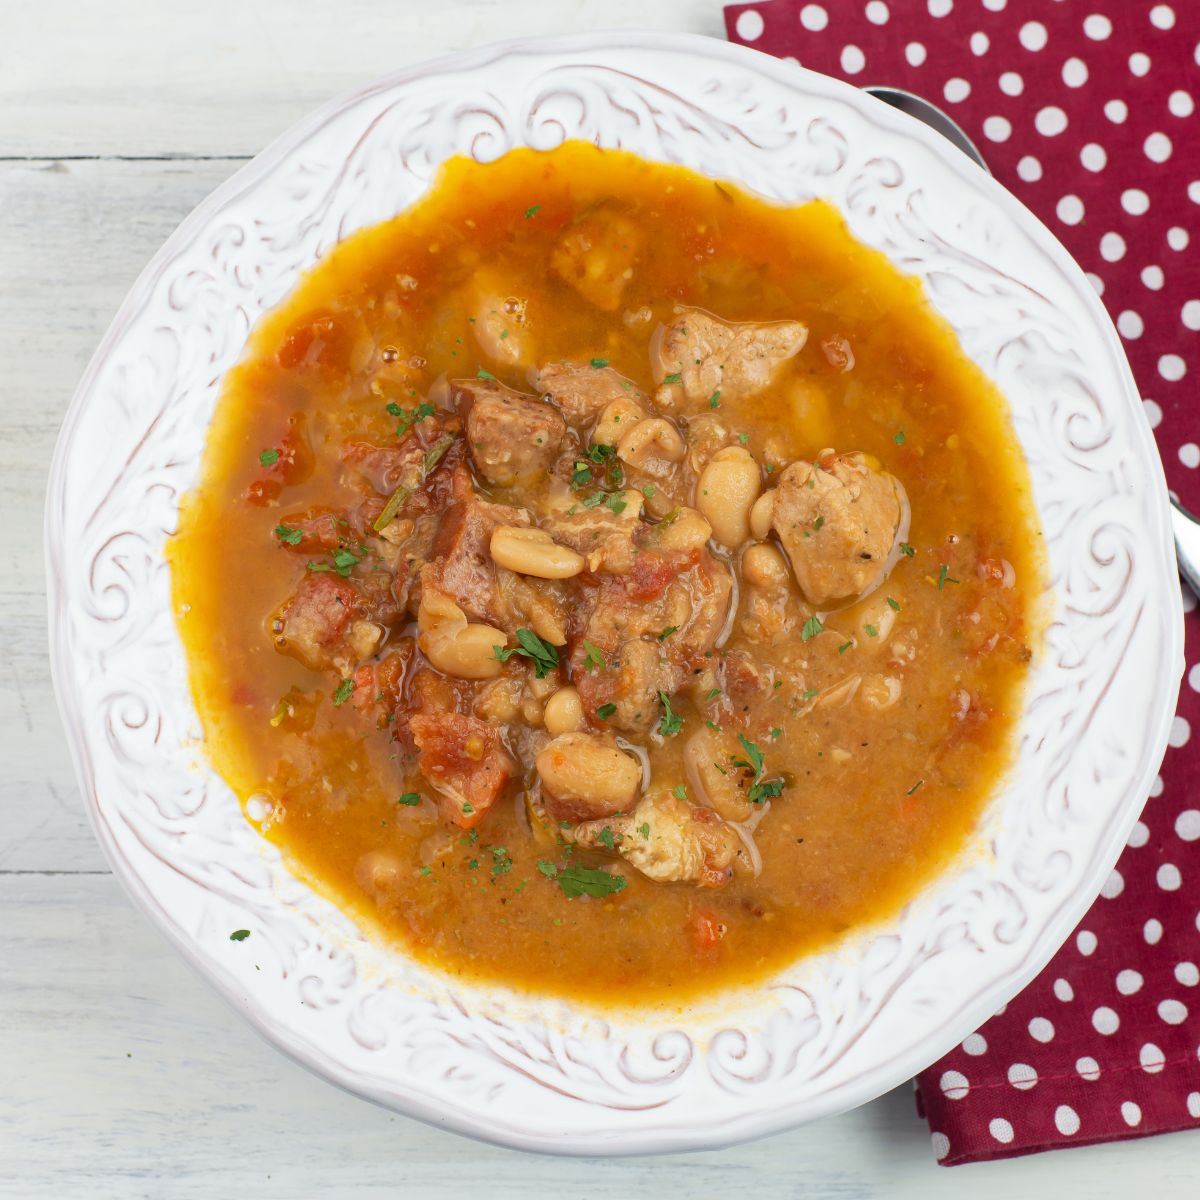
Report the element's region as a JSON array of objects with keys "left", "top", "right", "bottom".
[{"left": 696, "top": 446, "right": 761, "bottom": 548}]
